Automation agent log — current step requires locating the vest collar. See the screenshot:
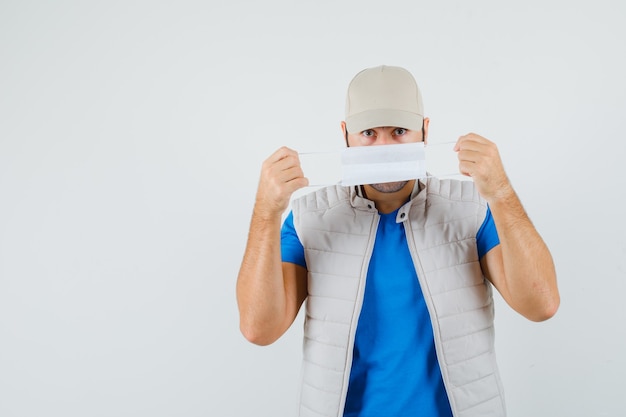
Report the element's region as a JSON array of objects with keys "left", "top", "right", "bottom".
[
  {"left": 396, "top": 178, "right": 429, "bottom": 223},
  {"left": 347, "top": 177, "right": 431, "bottom": 221},
  {"left": 348, "top": 185, "right": 378, "bottom": 212}
]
